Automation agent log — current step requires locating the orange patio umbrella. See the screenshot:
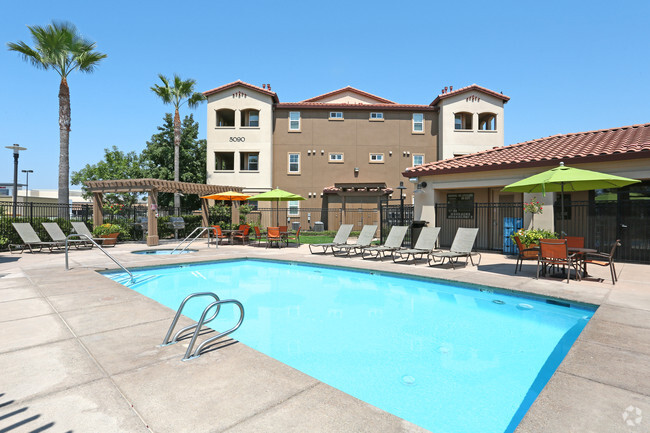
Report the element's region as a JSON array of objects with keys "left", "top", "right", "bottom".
[{"left": 201, "top": 191, "right": 252, "bottom": 225}]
